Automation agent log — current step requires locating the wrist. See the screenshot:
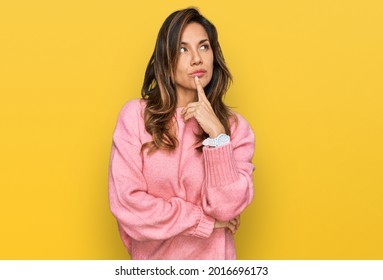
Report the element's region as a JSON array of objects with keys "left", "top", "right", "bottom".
[
  {"left": 209, "top": 125, "right": 225, "bottom": 138},
  {"left": 202, "top": 133, "right": 230, "bottom": 148}
]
